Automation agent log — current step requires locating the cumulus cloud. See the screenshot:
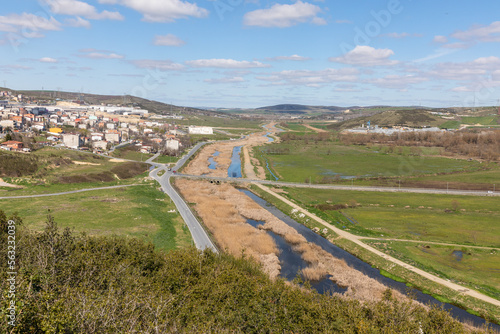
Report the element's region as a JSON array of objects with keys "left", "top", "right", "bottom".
[
  {"left": 78, "top": 49, "right": 124, "bottom": 59},
  {"left": 39, "top": 57, "right": 58, "bottom": 63},
  {"left": 243, "top": 1, "right": 323, "bottom": 28},
  {"left": 46, "top": 0, "right": 123, "bottom": 20},
  {"left": 0, "top": 13, "right": 61, "bottom": 38},
  {"left": 369, "top": 75, "right": 427, "bottom": 89},
  {"left": 64, "top": 16, "right": 91, "bottom": 28},
  {"left": 256, "top": 68, "right": 359, "bottom": 86},
  {"left": 129, "top": 59, "right": 185, "bottom": 71},
  {"left": 451, "top": 21, "right": 500, "bottom": 43},
  {"left": 429, "top": 56, "right": 500, "bottom": 81},
  {"left": 153, "top": 34, "right": 185, "bottom": 46},
  {"left": 266, "top": 55, "right": 311, "bottom": 61},
  {"left": 433, "top": 35, "right": 448, "bottom": 44},
  {"left": 186, "top": 59, "right": 270, "bottom": 68},
  {"left": 205, "top": 76, "right": 245, "bottom": 84},
  {"left": 329, "top": 45, "right": 398, "bottom": 66},
  {"left": 98, "top": 0, "right": 208, "bottom": 22}
]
